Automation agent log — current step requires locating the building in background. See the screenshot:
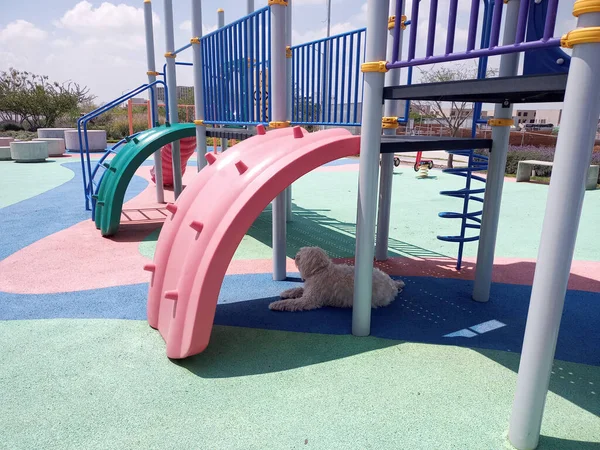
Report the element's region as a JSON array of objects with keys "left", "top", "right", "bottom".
[{"left": 515, "top": 109, "right": 537, "bottom": 125}]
